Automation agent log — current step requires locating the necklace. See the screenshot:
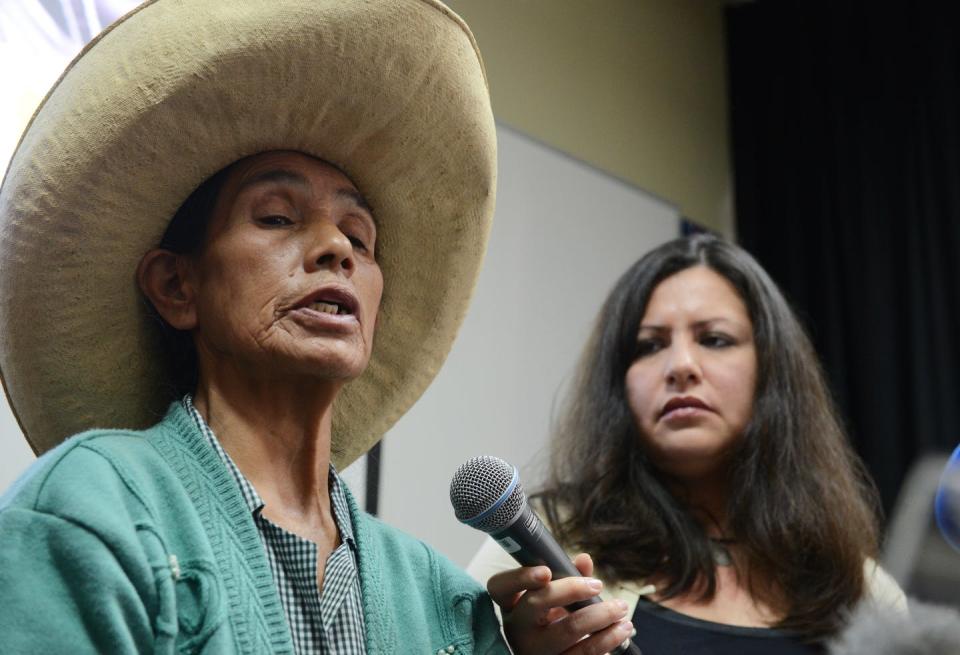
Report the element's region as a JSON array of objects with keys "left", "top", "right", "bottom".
[{"left": 709, "top": 538, "right": 735, "bottom": 567}]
